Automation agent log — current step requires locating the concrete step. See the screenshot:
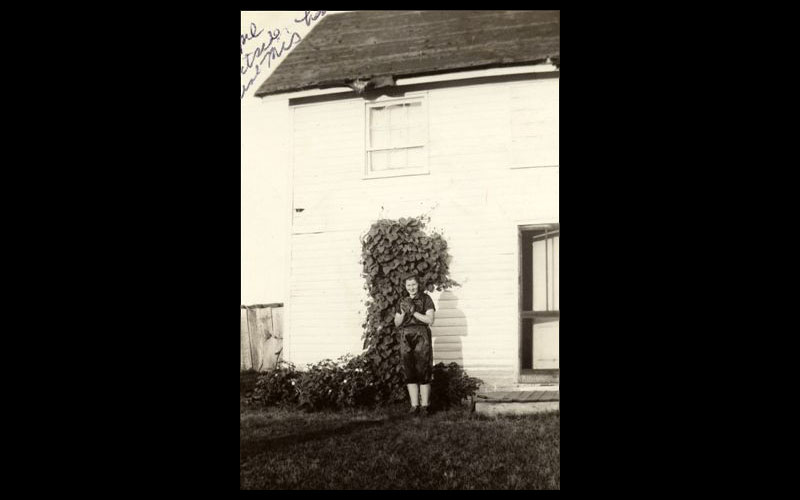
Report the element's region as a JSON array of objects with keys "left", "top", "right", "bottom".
[{"left": 474, "top": 390, "right": 559, "bottom": 416}]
